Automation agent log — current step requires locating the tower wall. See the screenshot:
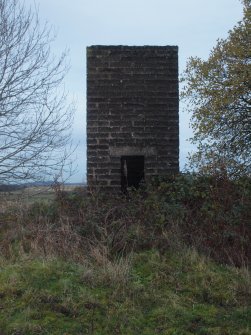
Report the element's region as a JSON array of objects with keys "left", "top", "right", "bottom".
[{"left": 87, "top": 45, "right": 179, "bottom": 191}]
